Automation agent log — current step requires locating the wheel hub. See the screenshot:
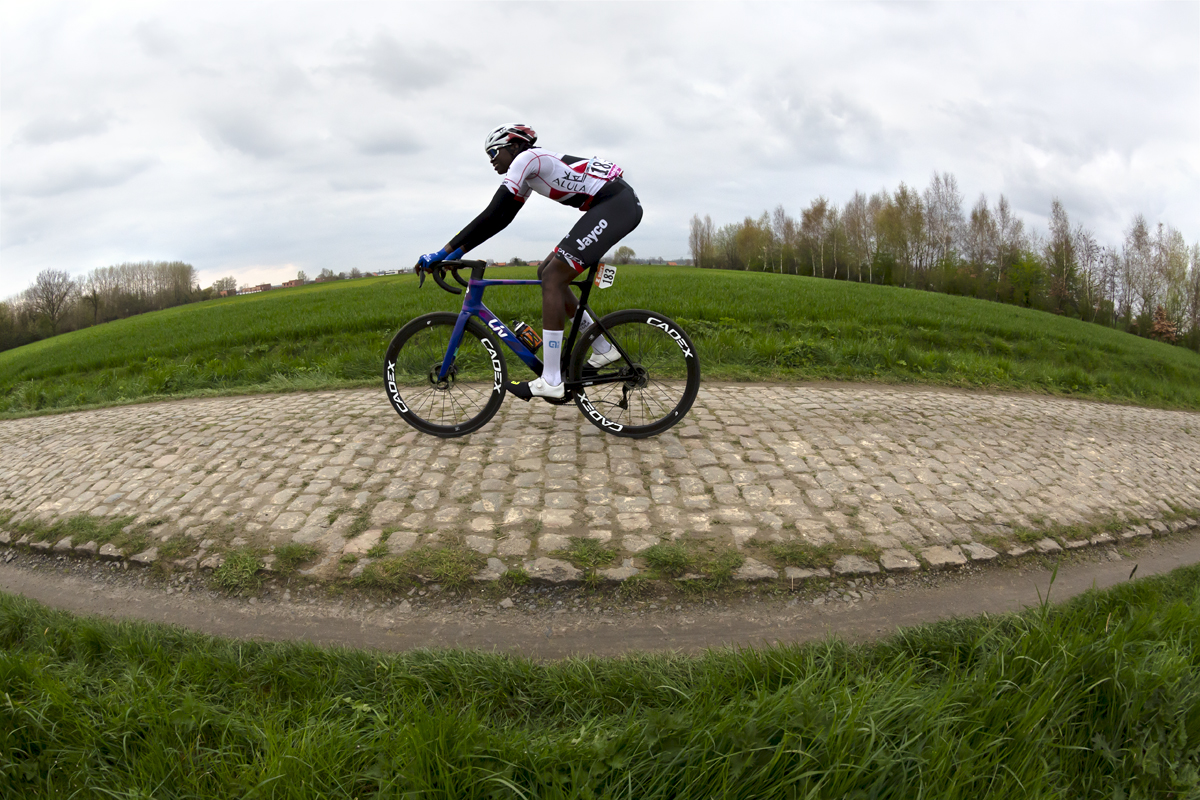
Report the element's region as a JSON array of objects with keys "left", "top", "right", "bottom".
[
  {"left": 426, "top": 362, "right": 457, "bottom": 390},
  {"left": 623, "top": 363, "right": 649, "bottom": 391}
]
